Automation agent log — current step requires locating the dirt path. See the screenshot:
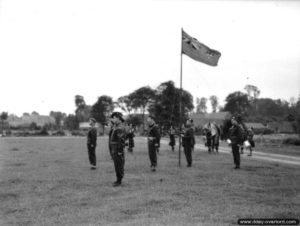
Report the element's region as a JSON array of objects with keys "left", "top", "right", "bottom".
[{"left": 159, "top": 138, "right": 300, "bottom": 166}]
